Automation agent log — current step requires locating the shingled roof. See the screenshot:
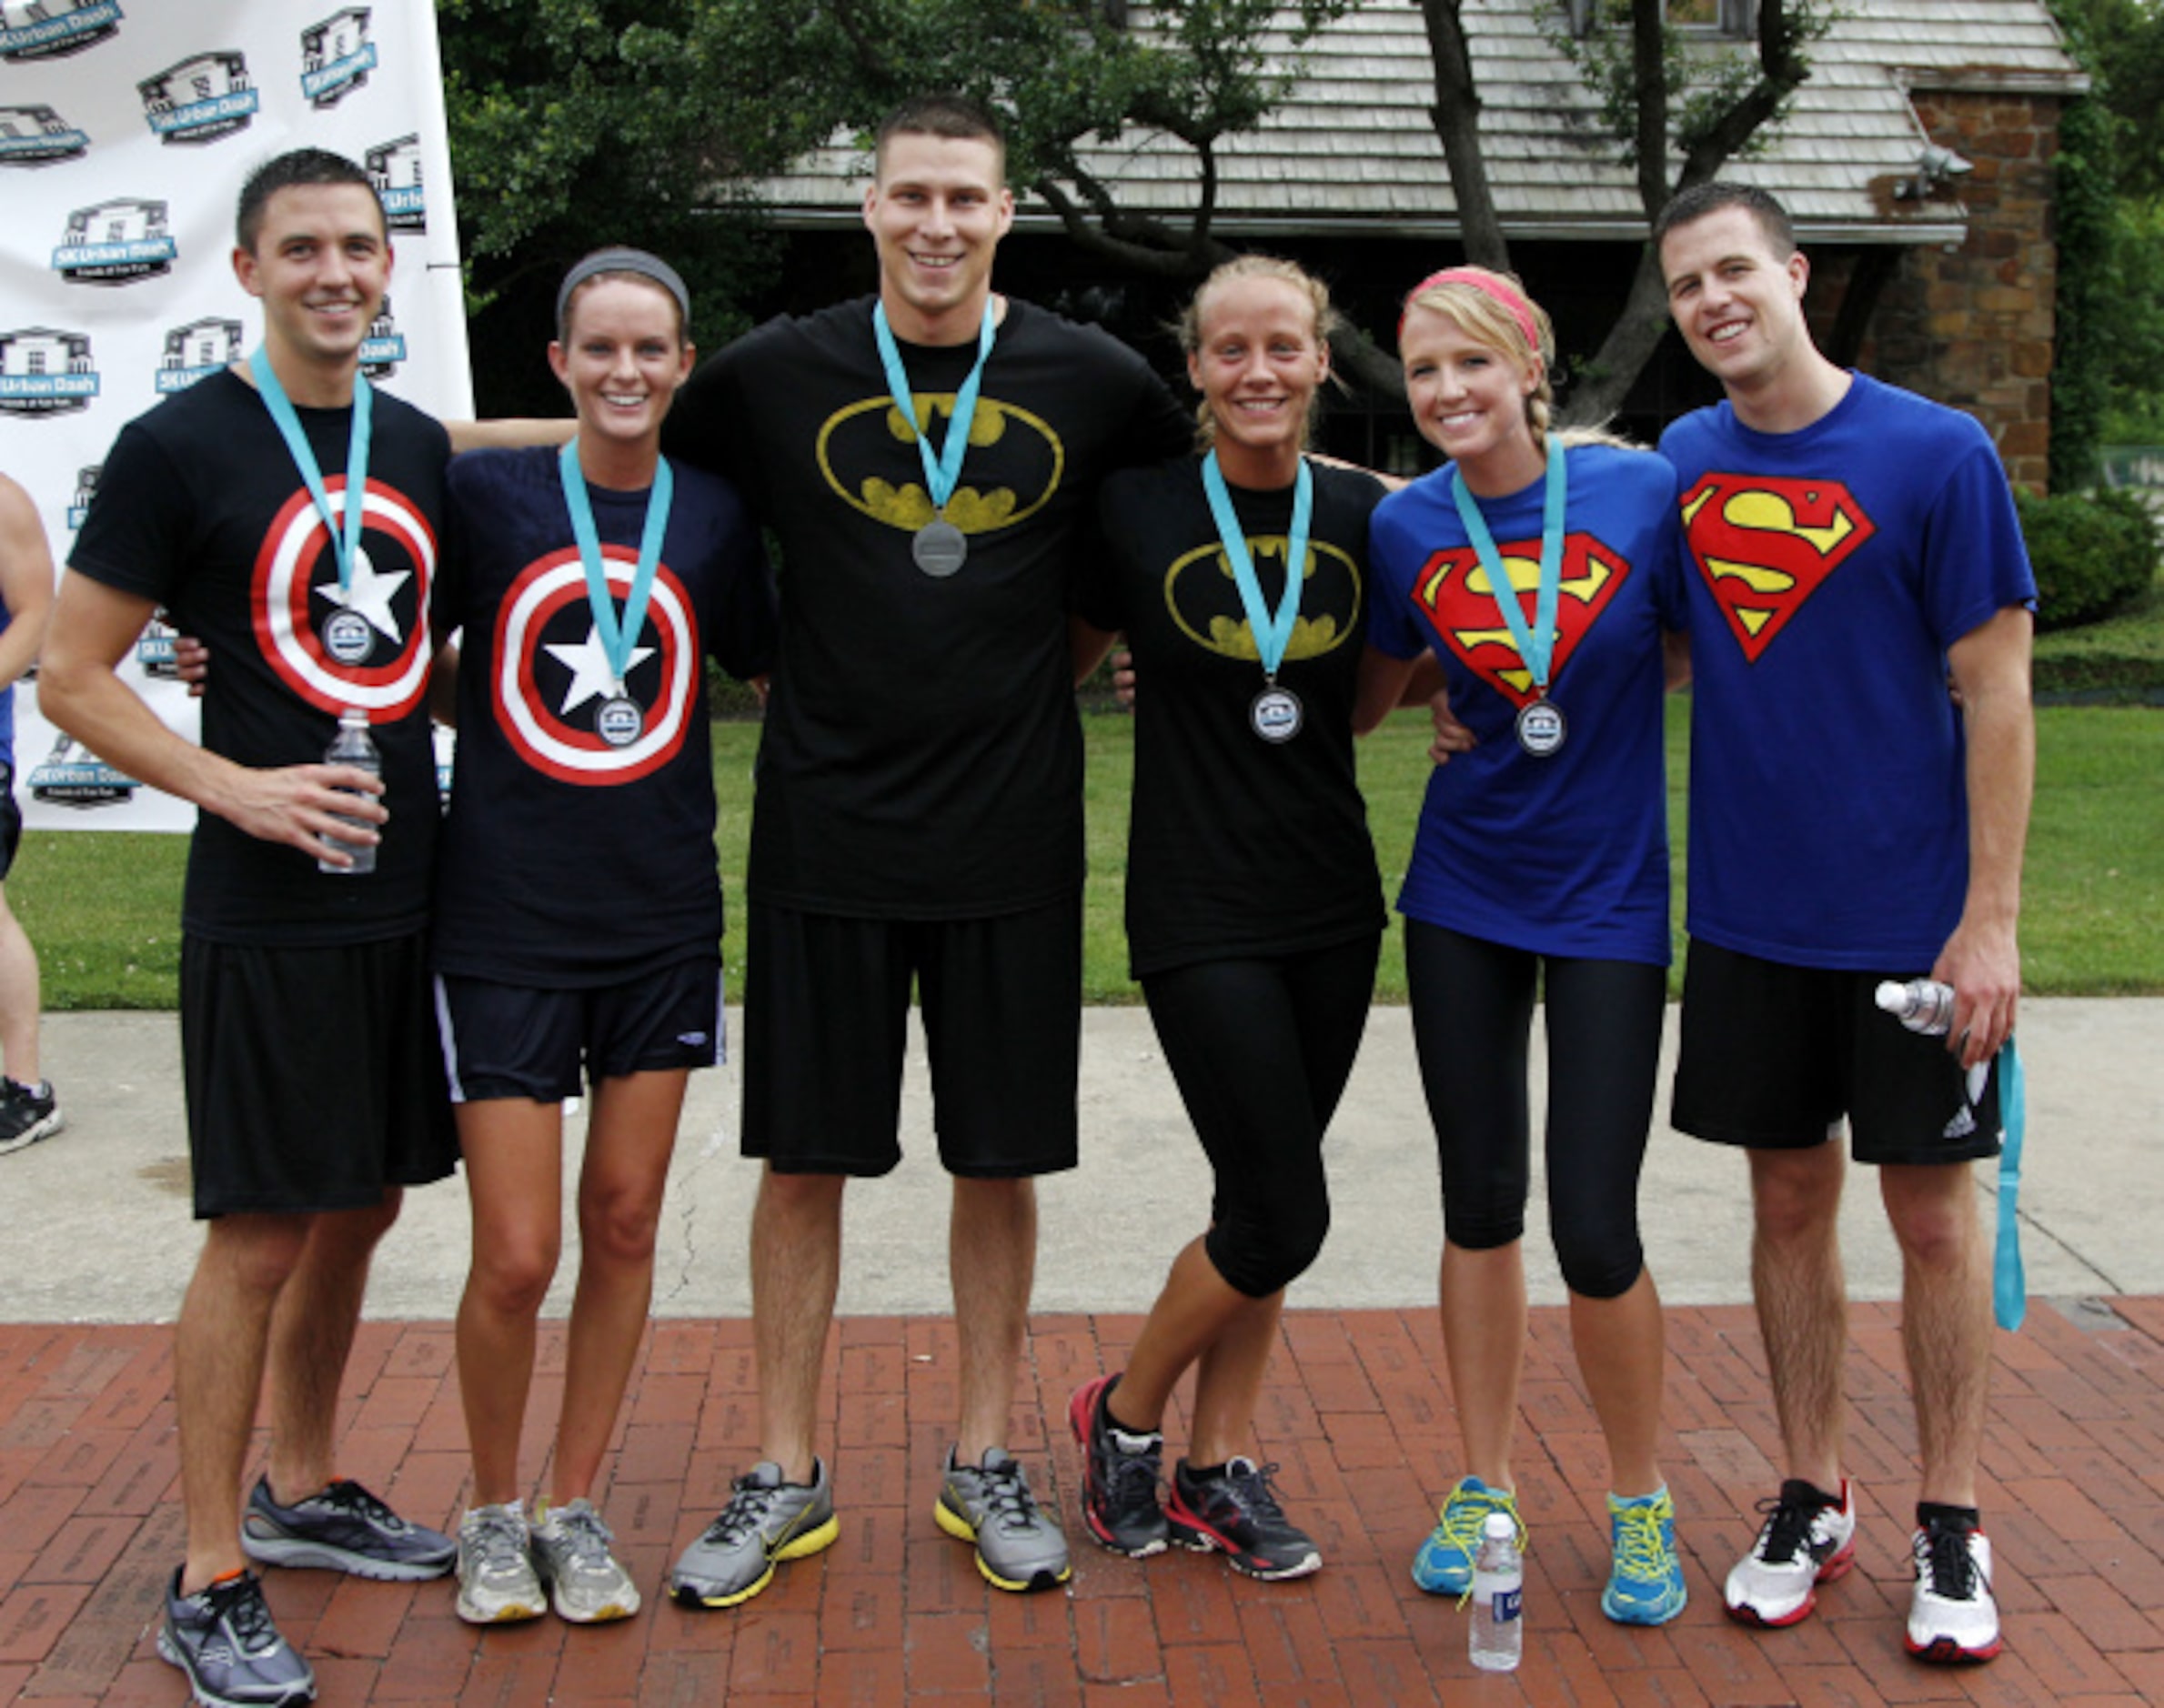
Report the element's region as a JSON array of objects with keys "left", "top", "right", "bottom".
[{"left": 763, "top": 0, "right": 2086, "bottom": 246}]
